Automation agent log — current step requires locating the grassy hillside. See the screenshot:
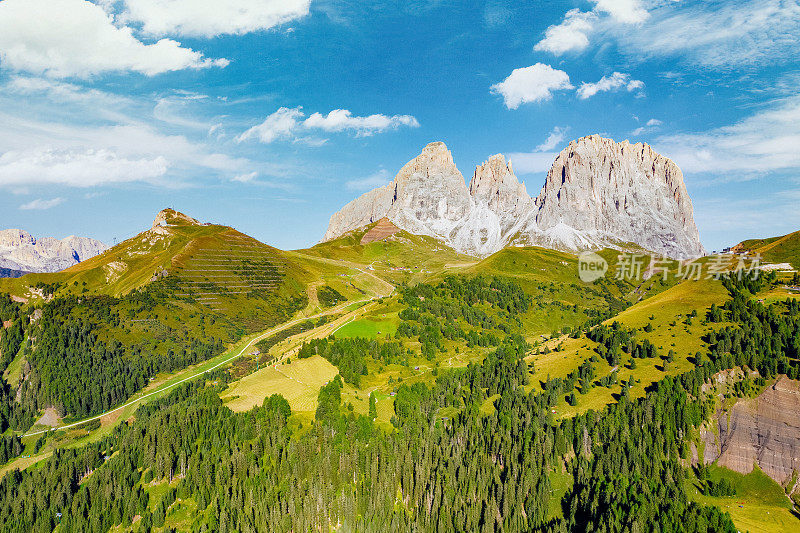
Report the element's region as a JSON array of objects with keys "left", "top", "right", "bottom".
[
  {"left": 0, "top": 210, "right": 391, "bottom": 429},
  {"left": 733, "top": 229, "right": 800, "bottom": 269},
  {"left": 524, "top": 277, "right": 731, "bottom": 419},
  {"left": 298, "top": 221, "right": 475, "bottom": 284},
  {"left": 1, "top": 216, "right": 797, "bottom": 532},
  {"left": 688, "top": 465, "right": 797, "bottom": 533},
  {"left": 469, "top": 246, "right": 681, "bottom": 338}
]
